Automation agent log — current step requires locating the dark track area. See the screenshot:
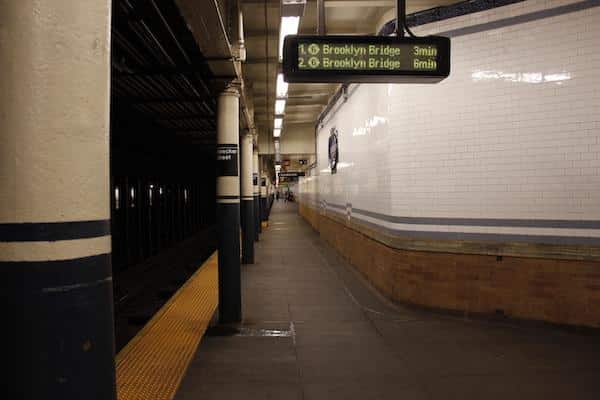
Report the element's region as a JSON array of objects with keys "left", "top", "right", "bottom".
[
  {"left": 109, "top": 0, "right": 220, "bottom": 353},
  {"left": 113, "top": 227, "right": 216, "bottom": 352}
]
